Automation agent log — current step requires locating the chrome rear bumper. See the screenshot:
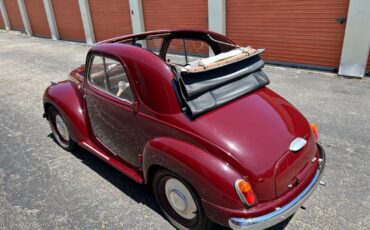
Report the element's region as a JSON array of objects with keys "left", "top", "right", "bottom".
[{"left": 229, "top": 144, "right": 326, "bottom": 230}]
